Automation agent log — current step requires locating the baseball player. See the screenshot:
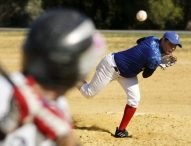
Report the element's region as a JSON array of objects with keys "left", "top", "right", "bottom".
[
  {"left": 78, "top": 31, "right": 182, "bottom": 138},
  {"left": 0, "top": 9, "right": 105, "bottom": 146}
]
